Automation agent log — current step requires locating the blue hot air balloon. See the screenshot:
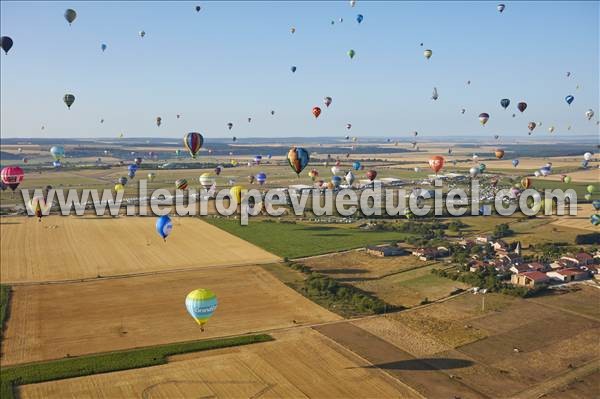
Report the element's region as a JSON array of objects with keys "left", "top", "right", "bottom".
[
  {"left": 291, "top": 66, "right": 297, "bottom": 73},
  {"left": 128, "top": 164, "right": 138, "bottom": 173},
  {"left": 53, "top": 160, "right": 62, "bottom": 168},
  {"left": 592, "top": 200, "right": 600, "bottom": 211},
  {"left": 331, "top": 175, "right": 342, "bottom": 188},
  {"left": 128, "top": 170, "right": 136, "bottom": 179},
  {"left": 156, "top": 215, "right": 173, "bottom": 241},
  {"left": 287, "top": 146, "right": 310, "bottom": 176},
  {"left": 101, "top": 43, "right": 107, "bottom": 52},
  {"left": 565, "top": 95, "right": 574, "bottom": 105},
  {"left": 500, "top": 98, "right": 510, "bottom": 109},
  {"left": 512, "top": 159, "right": 519, "bottom": 167},
  {"left": 256, "top": 172, "right": 267, "bottom": 185},
  {"left": 356, "top": 14, "right": 363, "bottom": 24},
  {"left": 185, "top": 289, "right": 217, "bottom": 331},
  {"left": 352, "top": 161, "right": 361, "bottom": 170},
  {"left": 581, "top": 160, "right": 589, "bottom": 169}
]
